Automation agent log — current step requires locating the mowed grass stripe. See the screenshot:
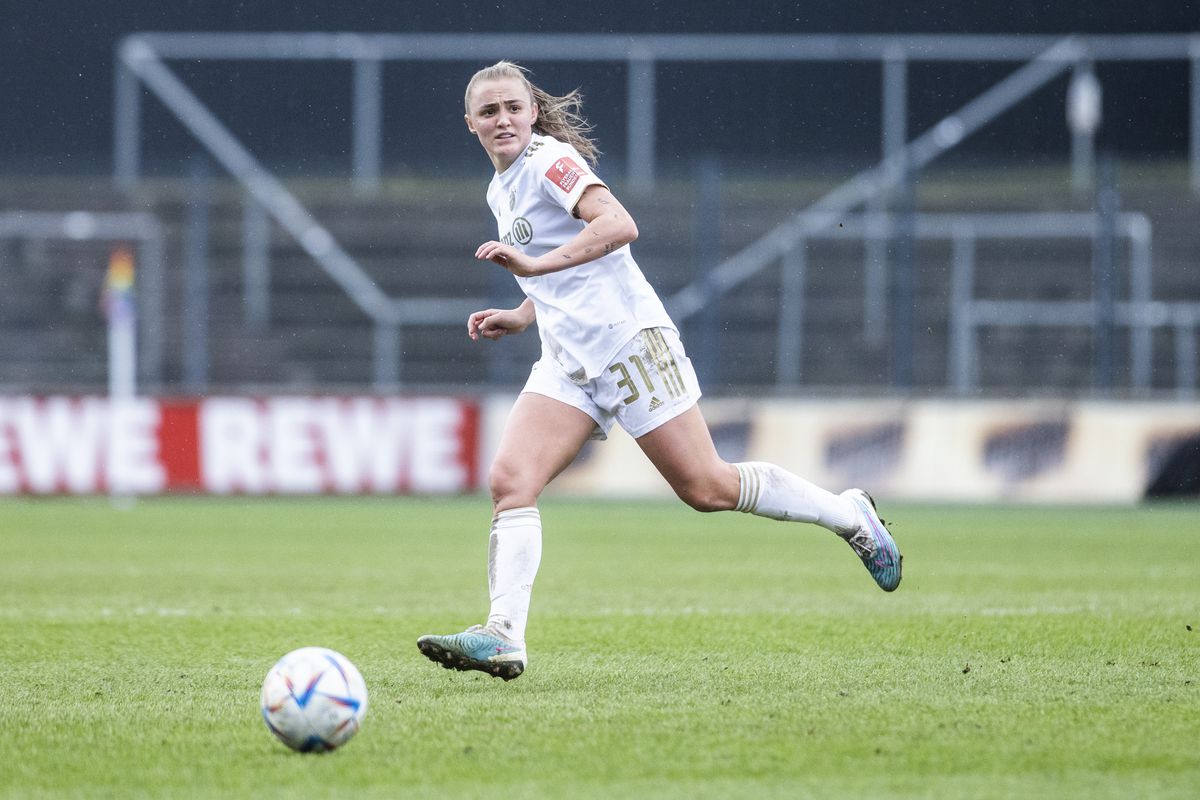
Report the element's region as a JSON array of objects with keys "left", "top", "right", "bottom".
[{"left": 0, "top": 497, "right": 1196, "bottom": 799}]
